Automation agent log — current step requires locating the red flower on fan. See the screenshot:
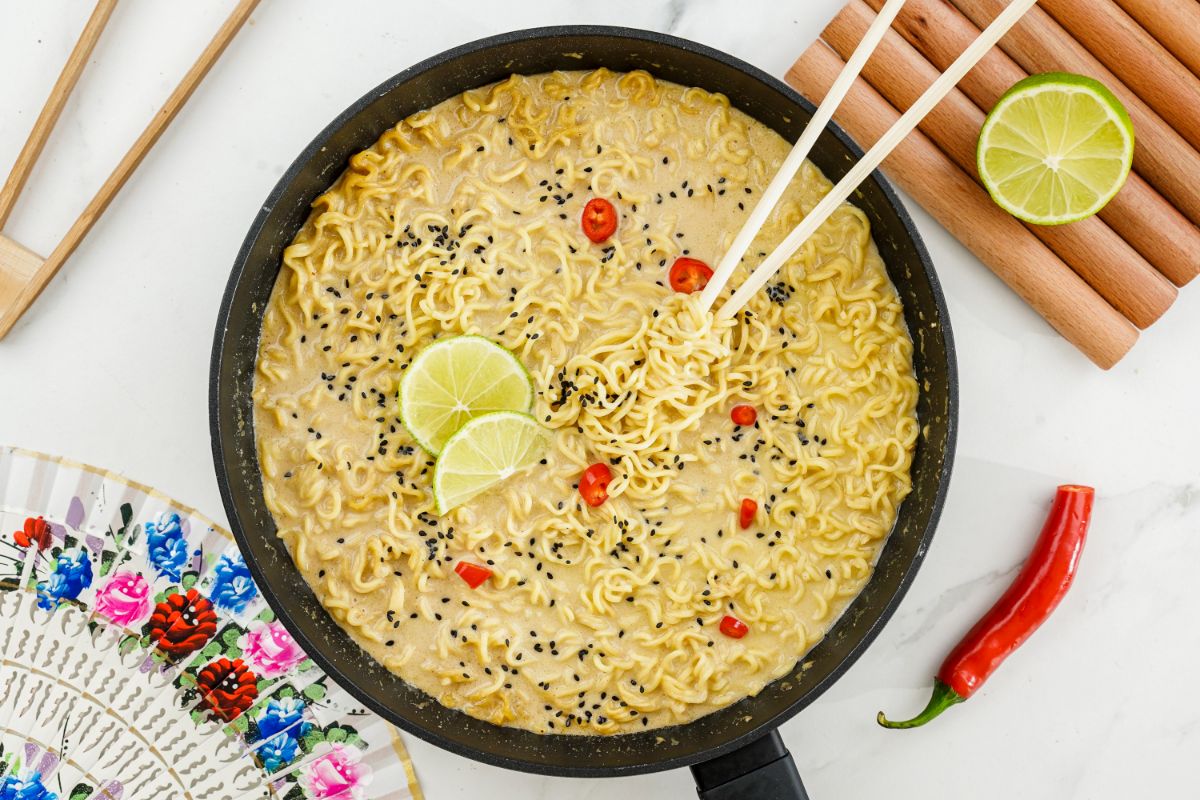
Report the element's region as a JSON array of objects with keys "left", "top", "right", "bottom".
[
  {"left": 196, "top": 657, "right": 259, "bottom": 721},
  {"left": 13, "top": 516, "right": 51, "bottom": 549},
  {"left": 146, "top": 589, "right": 218, "bottom": 661}
]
